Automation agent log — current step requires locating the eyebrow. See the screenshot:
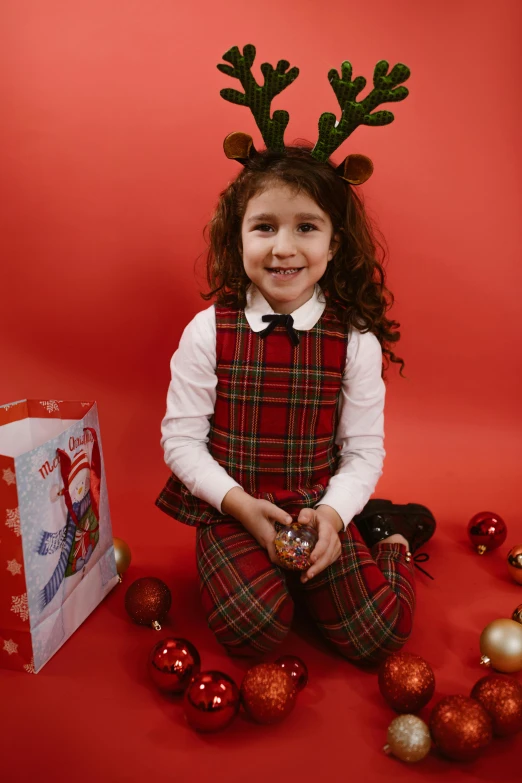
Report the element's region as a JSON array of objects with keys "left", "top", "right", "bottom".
[{"left": 246, "top": 212, "right": 327, "bottom": 225}]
